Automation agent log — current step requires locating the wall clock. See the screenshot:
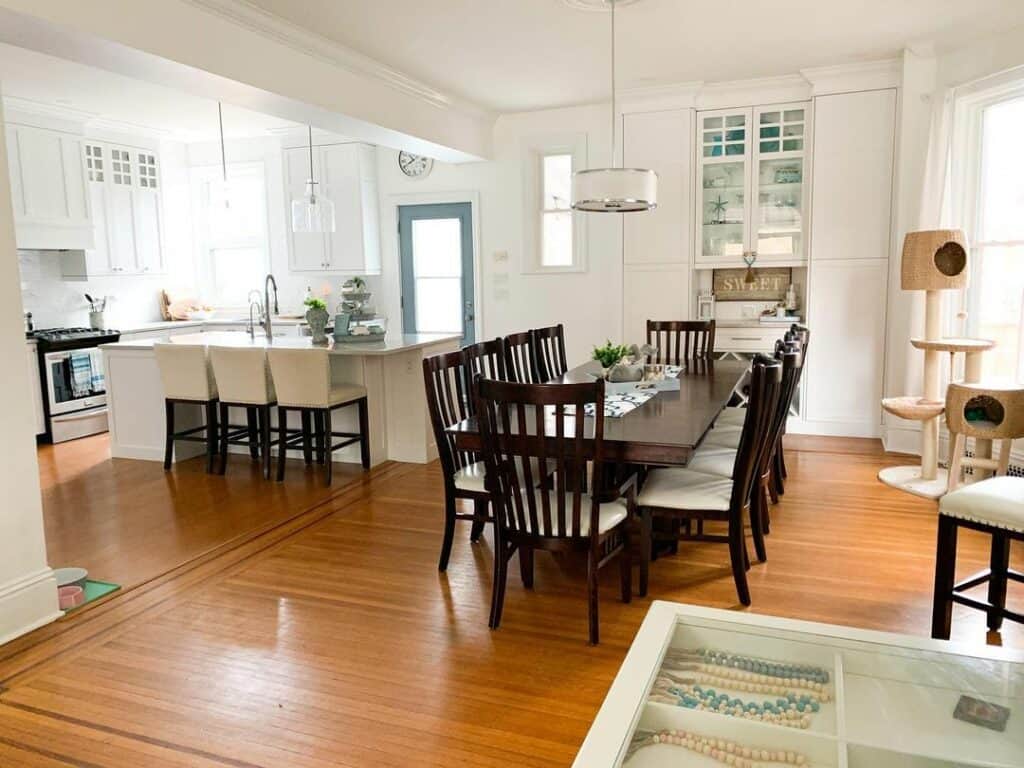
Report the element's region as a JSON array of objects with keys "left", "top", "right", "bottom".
[{"left": 398, "top": 151, "right": 433, "bottom": 178}]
